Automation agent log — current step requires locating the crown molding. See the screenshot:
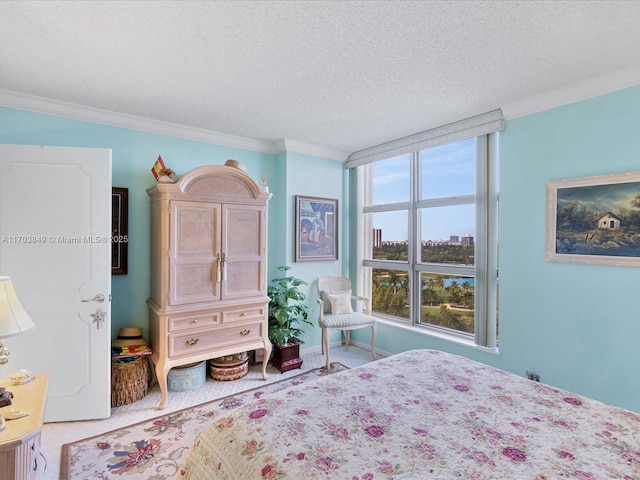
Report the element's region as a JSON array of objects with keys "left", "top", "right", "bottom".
[
  {"left": 7, "top": 66, "right": 638, "bottom": 161},
  {"left": 0, "top": 89, "right": 278, "bottom": 154},
  {"left": 502, "top": 65, "right": 640, "bottom": 121},
  {"left": 274, "top": 138, "right": 349, "bottom": 162},
  {"left": 0, "top": 89, "right": 352, "bottom": 160}
]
